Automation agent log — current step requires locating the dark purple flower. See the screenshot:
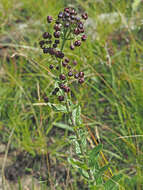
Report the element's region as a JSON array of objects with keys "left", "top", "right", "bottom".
[
  {"left": 56, "top": 66, "right": 59, "bottom": 70},
  {"left": 70, "top": 44, "right": 75, "bottom": 50},
  {"left": 55, "top": 39, "right": 60, "bottom": 44},
  {"left": 62, "top": 61, "right": 67, "bottom": 67},
  {"left": 47, "top": 16, "right": 53, "bottom": 23},
  {"left": 53, "top": 43, "right": 57, "bottom": 48},
  {"left": 59, "top": 74, "right": 66, "bottom": 80},
  {"left": 43, "top": 48, "right": 49, "bottom": 53},
  {"left": 76, "top": 17, "right": 80, "bottom": 21},
  {"left": 54, "top": 31, "right": 60, "bottom": 38},
  {"left": 49, "top": 48, "right": 55, "bottom": 55},
  {"left": 44, "top": 96, "right": 49, "bottom": 102},
  {"left": 74, "top": 28, "right": 80, "bottom": 35},
  {"left": 68, "top": 71, "right": 73, "bottom": 77},
  {"left": 74, "top": 73, "right": 79, "bottom": 79},
  {"left": 70, "top": 15, "right": 75, "bottom": 20},
  {"left": 64, "top": 58, "right": 69, "bottom": 63},
  {"left": 49, "top": 64, "right": 54, "bottom": 69},
  {"left": 39, "top": 40, "right": 45, "bottom": 48},
  {"left": 52, "top": 87, "right": 59, "bottom": 95},
  {"left": 74, "top": 40, "right": 81, "bottom": 47},
  {"left": 78, "top": 78, "right": 84, "bottom": 84},
  {"left": 59, "top": 83, "right": 65, "bottom": 89},
  {"left": 58, "top": 96, "right": 64, "bottom": 101},
  {"left": 78, "top": 22, "right": 83, "bottom": 29},
  {"left": 43, "top": 32, "right": 50, "bottom": 39},
  {"left": 82, "top": 13, "right": 88, "bottom": 20},
  {"left": 64, "top": 22, "right": 70, "bottom": 27},
  {"left": 45, "top": 40, "right": 52, "bottom": 44},
  {"left": 67, "top": 65, "right": 71, "bottom": 70},
  {"left": 56, "top": 51, "right": 64, "bottom": 59},
  {"left": 64, "top": 86, "right": 70, "bottom": 93},
  {"left": 54, "top": 24, "right": 61, "bottom": 31},
  {"left": 58, "top": 12, "right": 63, "bottom": 18},
  {"left": 64, "top": 7, "right": 70, "bottom": 13},
  {"left": 81, "top": 35, "right": 87, "bottom": 41},
  {"left": 79, "top": 71, "right": 84, "bottom": 78}
]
